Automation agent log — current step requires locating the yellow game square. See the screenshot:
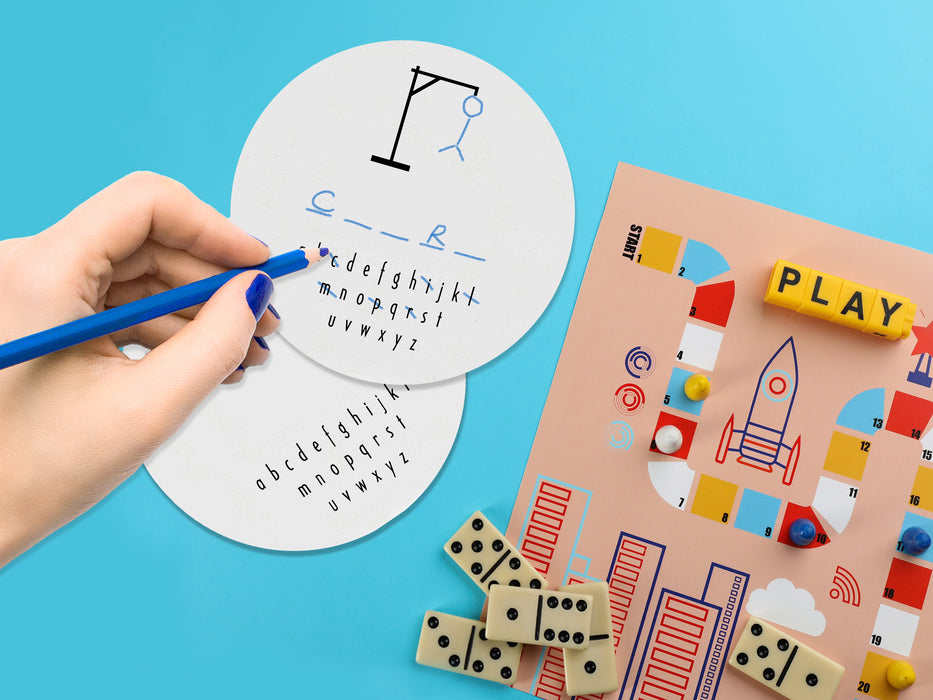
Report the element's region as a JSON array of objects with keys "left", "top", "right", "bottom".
[
  {"left": 910, "top": 465, "right": 933, "bottom": 514},
  {"left": 691, "top": 475, "right": 738, "bottom": 524},
  {"left": 822, "top": 430, "right": 870, "bottom": 481},
  {"left": 637, "top": 226, "right": 682, "bottom": 274},
  {"left": 858, "top": 651, "right": 900, "bottom": 700}
]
